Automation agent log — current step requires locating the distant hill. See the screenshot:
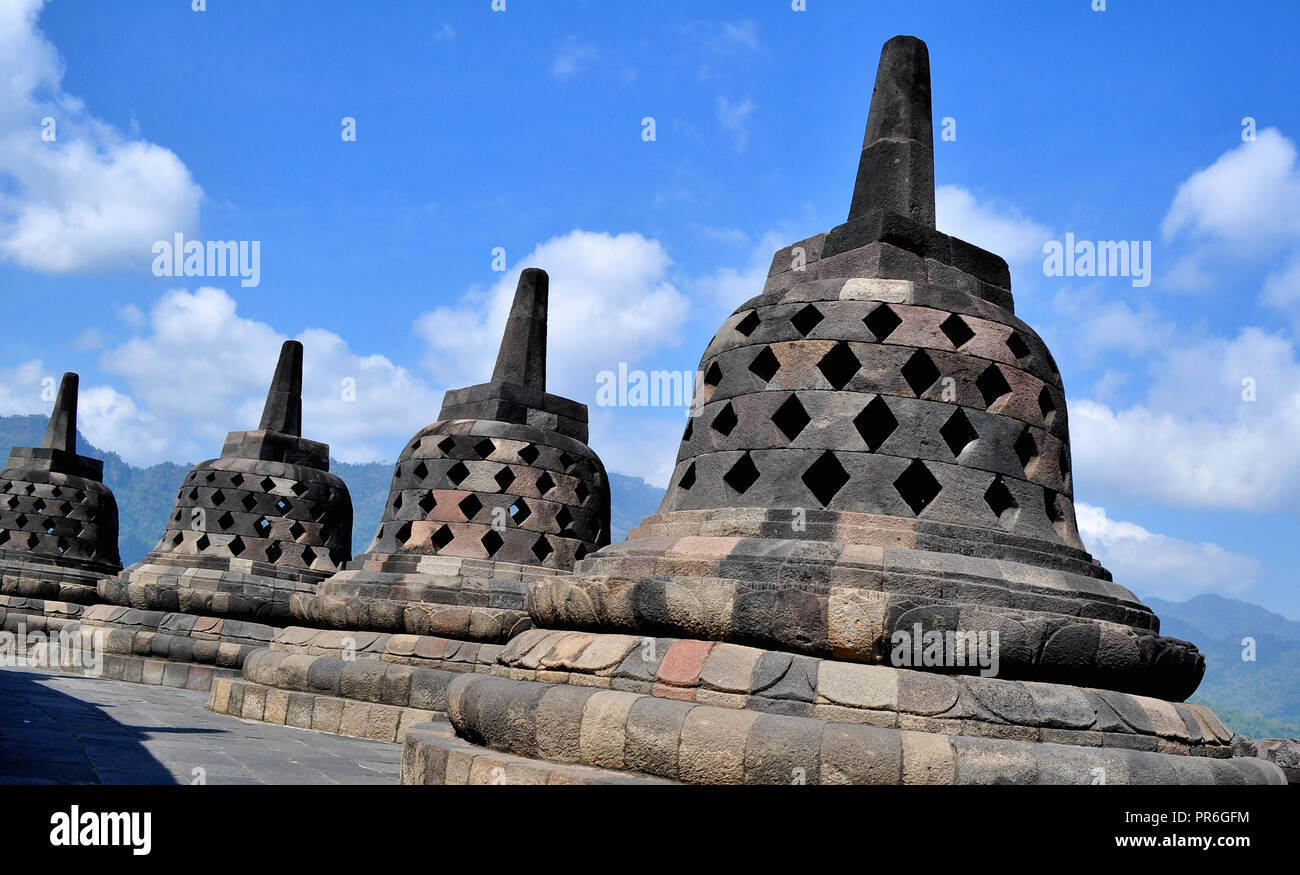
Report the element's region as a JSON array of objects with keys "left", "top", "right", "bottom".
[
  {"left": 3, "top": 414, "right": 1294, "bottom": 737},
  {"left": 1145, "top": 594, "right": 1300, "bottom": 738}
]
